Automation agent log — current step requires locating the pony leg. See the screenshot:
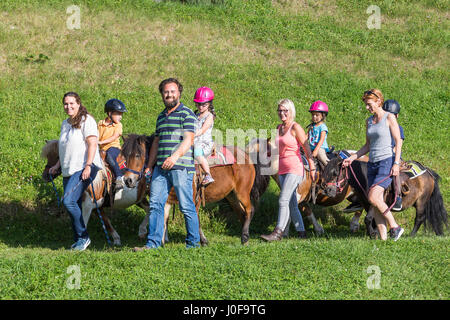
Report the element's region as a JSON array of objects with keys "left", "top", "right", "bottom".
[
  {"left": 225, "top": 193, "right": 253, "bottom": 245},
  {"left": 300, "top": 203, "right": 324, "bottom": 235},
  {"left": 350, "top": 211, "right": 362, "bottom": 233},
  {"left": 101, "top": 209, "right": 121, "bottom": 246},
  {"left": 163, "top": 202, "right": 171, "bottom": 244},
  {"left": 138, "top": 202, "right": 171, "bottom": 243},
  {"left": 410, "top": 205, "right": 425, "bottom": 237},
  {"left": 138, "top": 213, "right": 149, "bottom": 240}
]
